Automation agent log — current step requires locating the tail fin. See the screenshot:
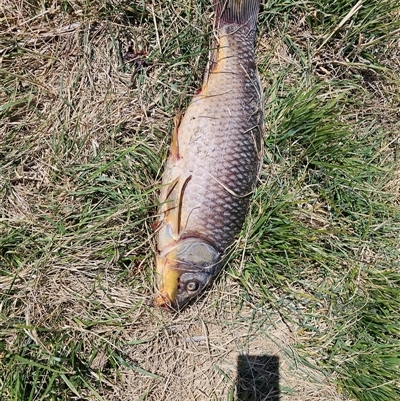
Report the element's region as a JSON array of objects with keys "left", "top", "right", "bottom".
[{"left": 213, "top": 0, "right": 260, "bottom": 30}]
